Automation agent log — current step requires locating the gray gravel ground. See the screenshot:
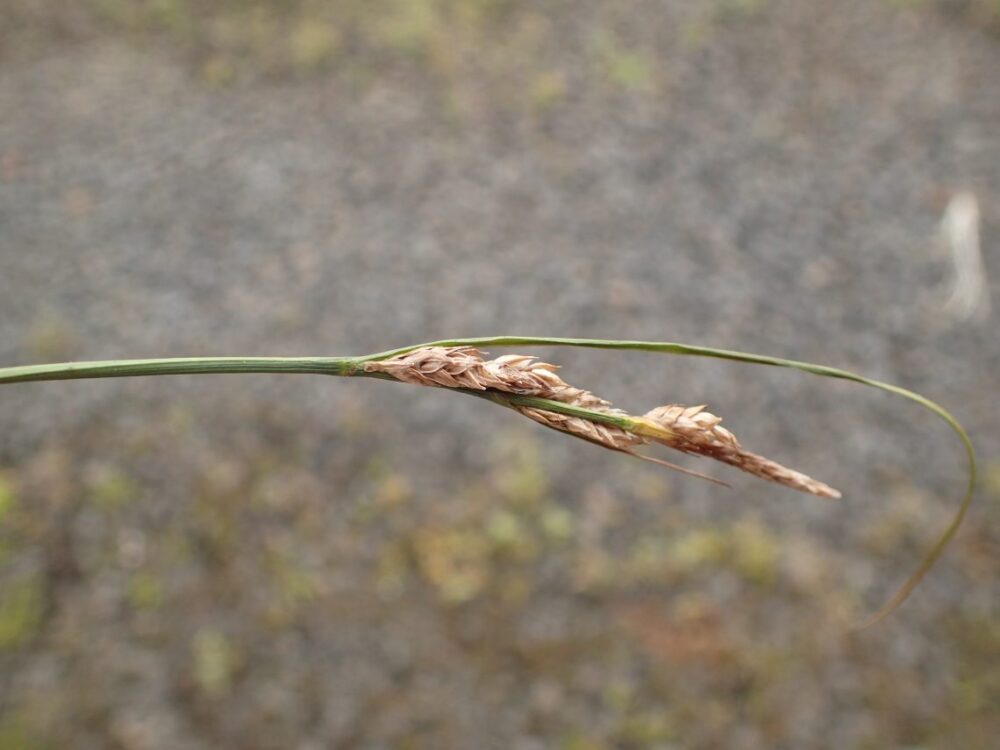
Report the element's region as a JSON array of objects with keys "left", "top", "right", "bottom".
[{"left": 1, "top": 1, "right": 998, "bottom": 748}]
